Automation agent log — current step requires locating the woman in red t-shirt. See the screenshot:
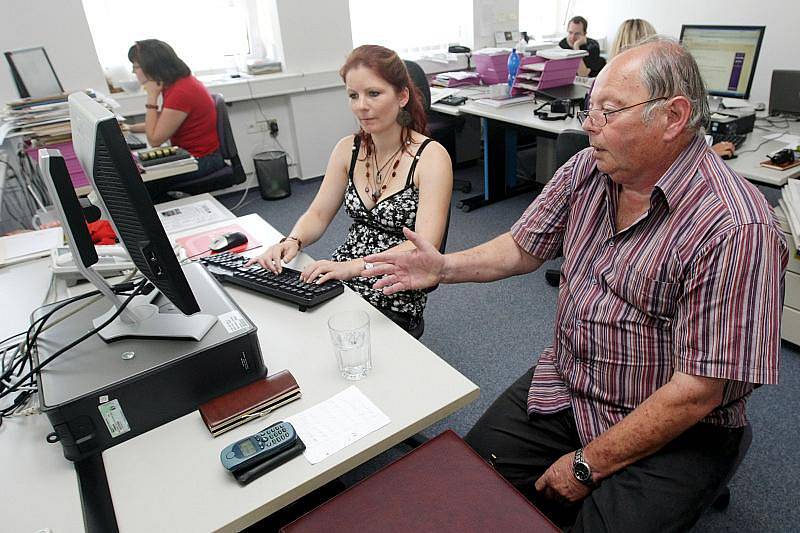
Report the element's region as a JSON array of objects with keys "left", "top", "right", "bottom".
[{"left": 128, "top": 39, "right": 225, "bottom": 187}]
